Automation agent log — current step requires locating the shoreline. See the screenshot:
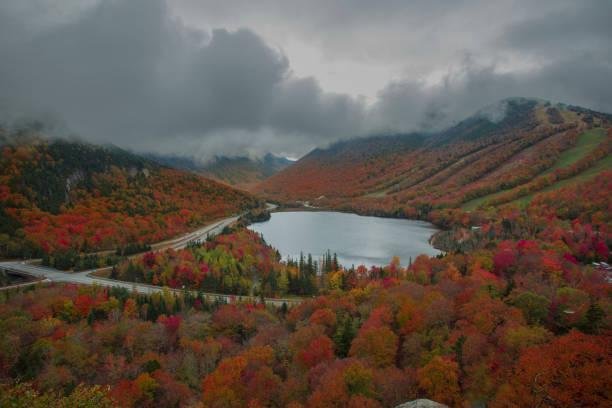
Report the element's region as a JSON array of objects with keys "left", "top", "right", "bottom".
[
  {"left": 264, "top": 204, "right": 449, "bottom": 253},
  {"left": 245, "top": 206, "right": 447, "bottom": 267}
]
